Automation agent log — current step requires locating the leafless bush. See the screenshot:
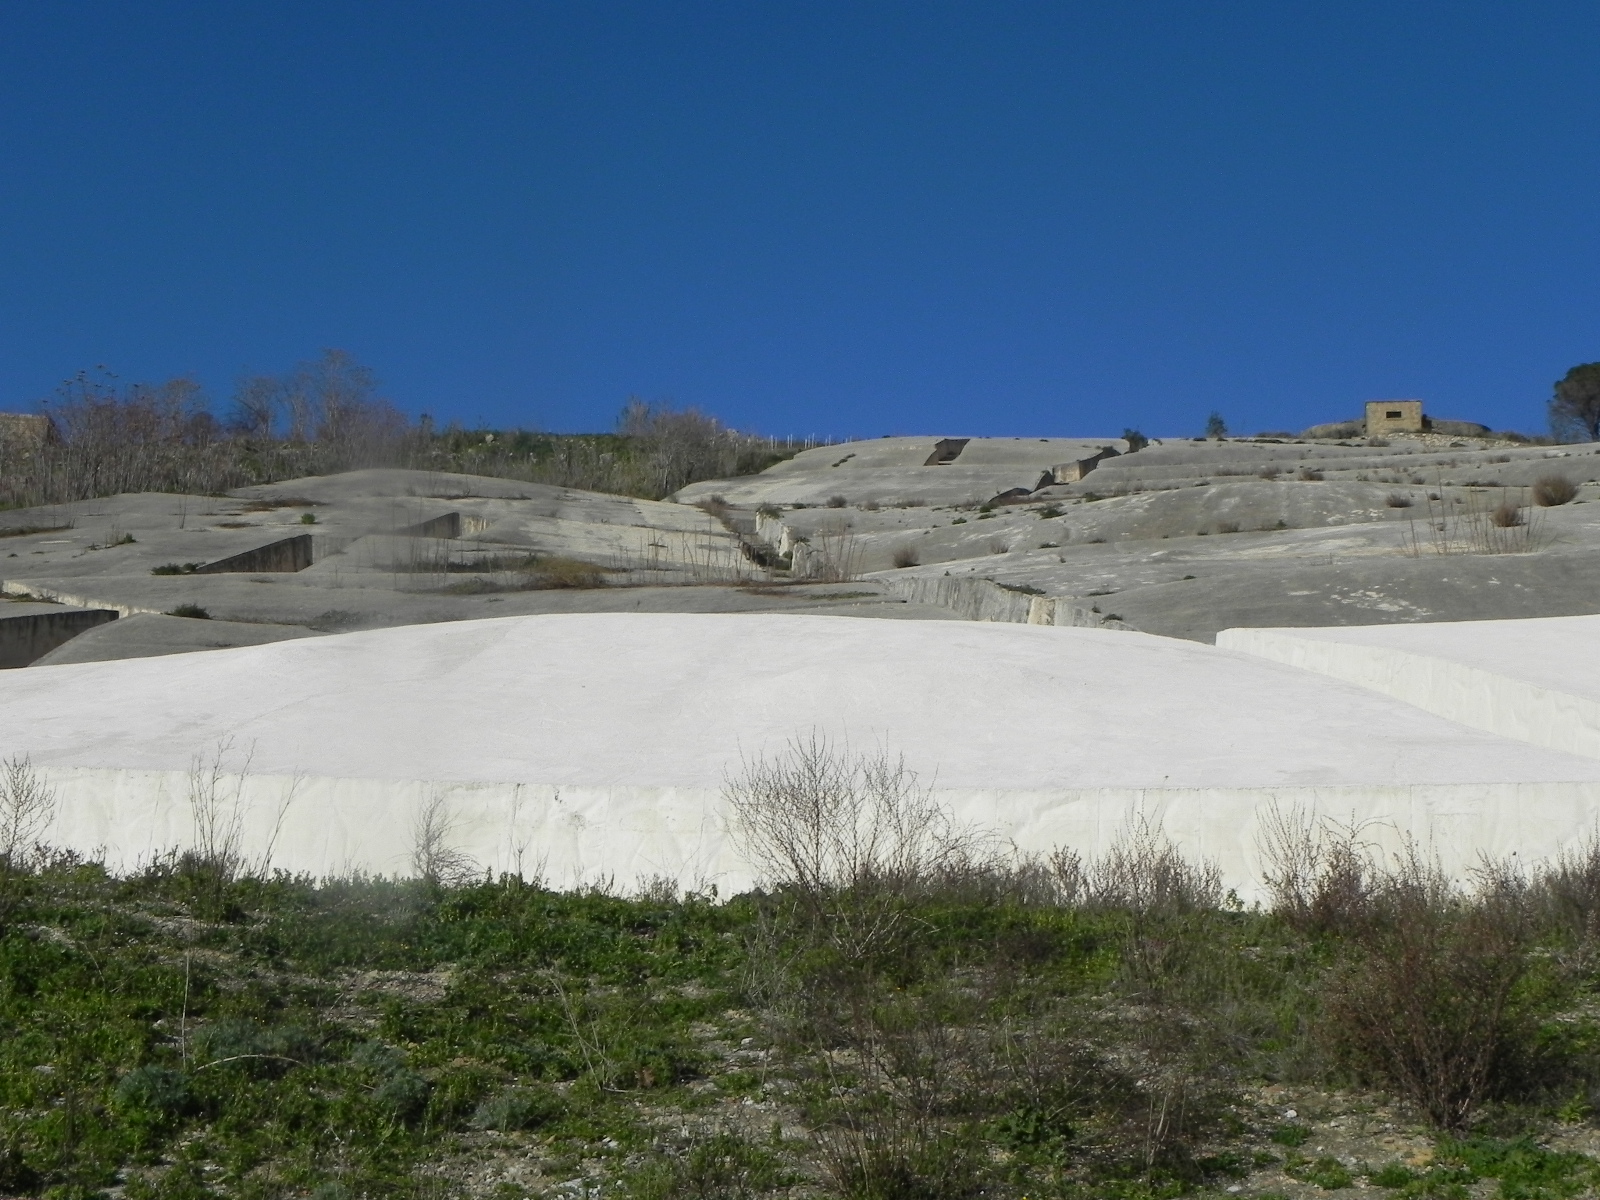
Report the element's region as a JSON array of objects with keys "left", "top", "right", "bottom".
[
  {"left": 727, "top": 735, "right": 985, "bottom": 905},
  {"left": 1071, "top": 817, "right": 1223, "bottom": 915},
  {"left": 1533, "top": 473, "right": 1579, "bottom": 506},
  {"left": 1526, "top": 835, "right": 1600, "bottom": 942},
  {"left": 0, "top": 757, "right": 56, "bottom": 926},
  {"left": 891, "top": 545, "right": 920, "bottom": 569},
  {"left": 187, "top": 744, "right": 251, "bottom": 884},
  {"left": 798, "top": 524, "right": 862, "bottom": 582},
  {"left": 1, "top": 354, "right": 410, "bottom": 508},
  {"left": 826, "top": 494, "right": 849, "bottom": 508},
  {"left": 411, "top": 793, "right": 478, "bottom": 886},
  {"left": 1386, "top": 492, "right": 1412, "bottom": 507},
  {"left": 697, "top": 494, "right": 731, "bottom": 521},
  {"left": 1323, "top": 843, "right": 1533, "bottom": 1129},
  {"left": 616, "top": 399, "right": 787, "bottom": 497},
  {"left": 1408, "top": 487, "right": 1545, "bottom": 555},
  {"left": 1491, "top": 499, "right": 1525, "bottom": 527},
  {"left": 0, "top": 756, "right": 56, "bottom": 874},
  {"left": 1257, "top": 804, "right": 1374, "bottom": 933}
]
